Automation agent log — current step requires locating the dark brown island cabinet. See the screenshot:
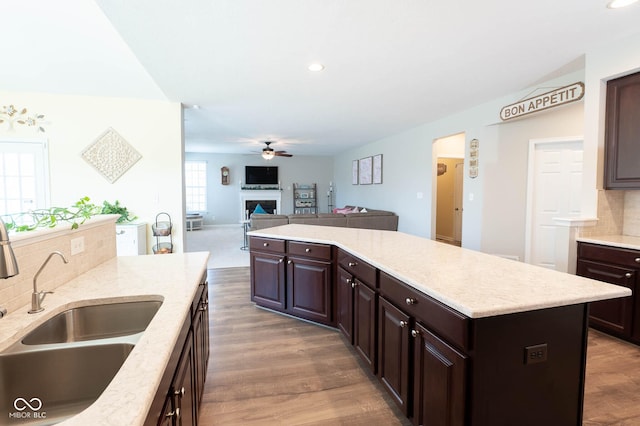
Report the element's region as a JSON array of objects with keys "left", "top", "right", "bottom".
[
  {"left": 250, "top": 236, "right": 594, "bottom": 426},
  {"left": 604, "top": 70, "right": 640, "bottom": 189},
  {"left": 577, "top": 242, "right": 640, "bottom": 343},
  {"left": 145, "top": 273, "right": 210, "bottom": 426}
]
